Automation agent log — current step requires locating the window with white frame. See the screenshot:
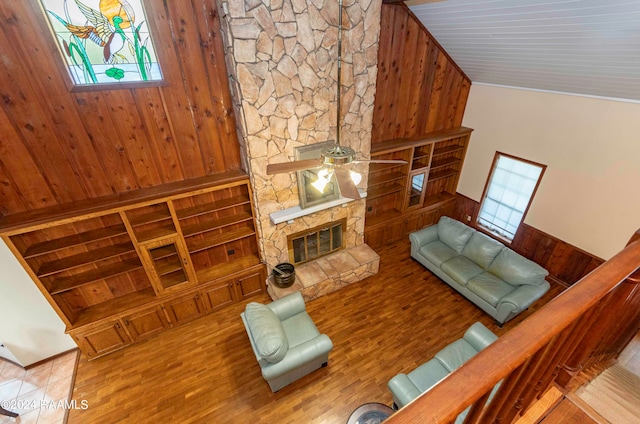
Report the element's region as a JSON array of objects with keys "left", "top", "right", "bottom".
[{"left": 477, "top": 153, "right": 546, "bottom": 242}]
